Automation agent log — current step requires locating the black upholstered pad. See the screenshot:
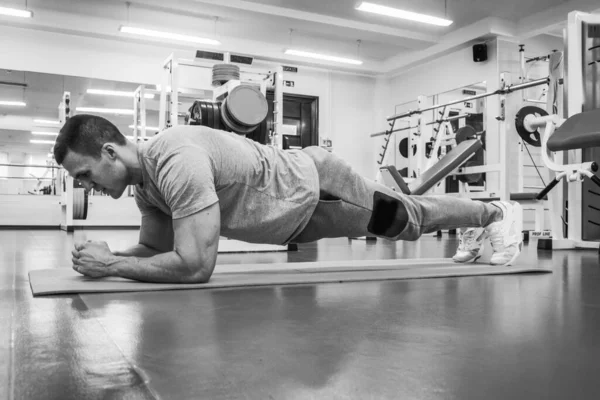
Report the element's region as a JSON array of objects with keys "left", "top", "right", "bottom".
[{"left": 548, "top": 109, "right": 600, "bottom": 152}]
